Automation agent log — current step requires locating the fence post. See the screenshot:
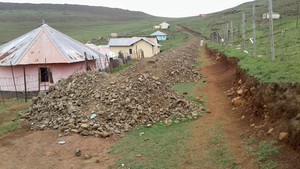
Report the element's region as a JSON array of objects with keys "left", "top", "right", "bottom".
[
  {"left": 253, "top": 4, "right": 257, "bottom": 56},
  {"left": 10, "top": 62, "right": 18, "bottom": 100},
  {"left": 23, "top": 66, "right": 27, "bottom": 102},
  {"left": 230, "top": 20, "right": 234, "bottom": 44},
  {"left": 269, "top": 0, "right": 276, "bottom": 60},
  {"left": 242, "top": 13, "right": 246, "bottom": 51},
  {"left": 0, "top": 85, "right": 6, "bottom": 108}
]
